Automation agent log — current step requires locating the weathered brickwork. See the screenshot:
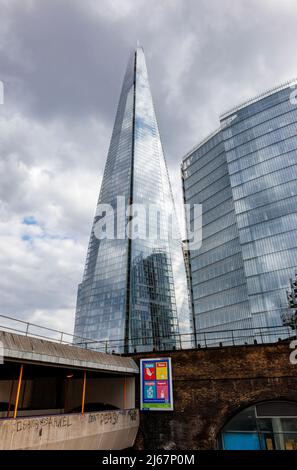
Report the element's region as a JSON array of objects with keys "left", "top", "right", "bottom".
[{"left": 131, "top": 341, "right": 297, "bottom": 449}]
